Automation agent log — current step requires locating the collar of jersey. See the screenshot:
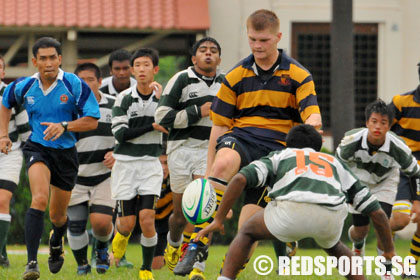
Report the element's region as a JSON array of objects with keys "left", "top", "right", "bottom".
[
  {"left": 361, "top": 128, "right": 391, "bottom": 152},
  {"left": 32, "top": 68, "right": 64, "bottom": 96},
  {"left": 187, "top": 66, "right": 222, "bottom": 80}
]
